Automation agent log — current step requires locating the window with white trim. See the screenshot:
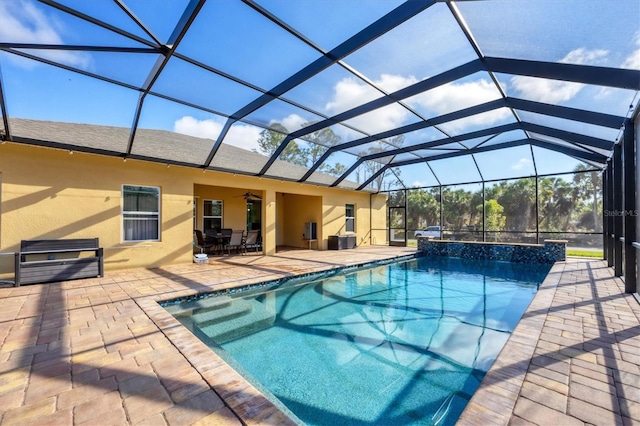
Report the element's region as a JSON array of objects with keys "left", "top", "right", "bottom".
[
  {"left": 203, "top": 200, "right": 223, "bottom": 232},
  {"left": 122, "top": 185, "right": 160, "bottom": 241},
  {"left": 345, "top": 203, "right": 355, "bottom": 233}
]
